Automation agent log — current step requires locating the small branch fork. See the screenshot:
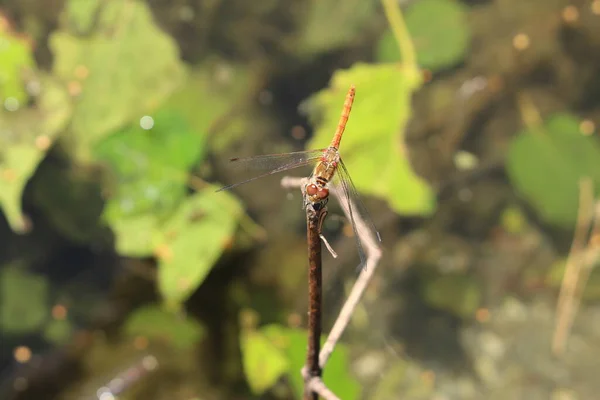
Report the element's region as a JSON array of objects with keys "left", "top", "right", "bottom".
[
  {"left": 282, "top": 177, "right": 382, "bottom": 400},
  {"left": 553, "top": 178, "right": 600, "bottom": 356}
]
